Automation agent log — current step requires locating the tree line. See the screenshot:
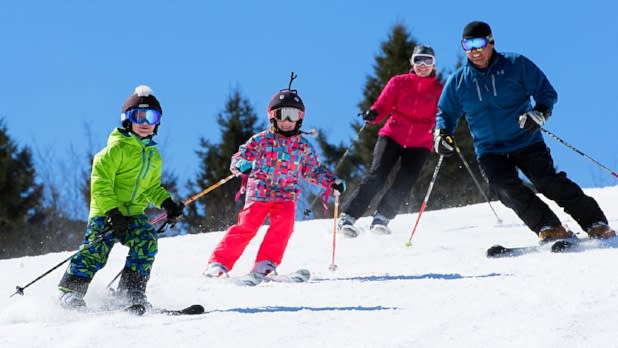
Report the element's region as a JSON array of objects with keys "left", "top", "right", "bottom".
[{"left": 0, "top": 24, "right": 489, "bottom": 259}]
